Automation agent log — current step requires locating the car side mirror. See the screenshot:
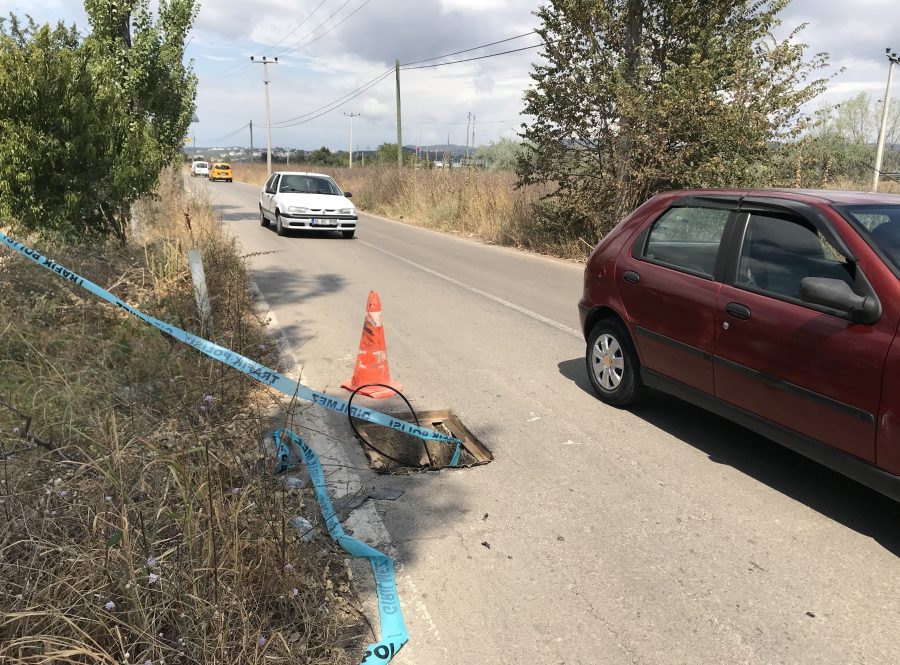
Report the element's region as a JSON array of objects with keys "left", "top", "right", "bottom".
[
  {"left": 343, "top": 191, "right": 352, "bottom": 198},
  {"left": 800, "top": 277, "right": 879, "bottom": 324}
]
